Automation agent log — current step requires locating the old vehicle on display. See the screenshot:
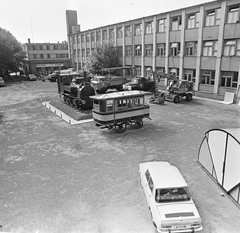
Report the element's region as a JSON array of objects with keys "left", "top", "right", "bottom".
[
  {"left": 123, "top": 76, "right": 155, "bottom": 92},
  {"left": 90, "top": 90, "right": 151, "bottom": 133},
  {"left": 0, "top": 77, "right": 5, "bottom": 87},
  {"left": 90, "top": 75, "right": 125, "bottom": 93},
  {"left": 28, "top": 73, "right": 37, "bottom": 81},
  {"left": 139, "top": 161, "right": 202, "bottom": 232},
  {"left": 57, "top": 70, "right": 95, "bottom": 110},
  {"left": 150, "top": 70, "right": 195, "bottom": 104},
  {"left": 48, "top": 71, "right": 60, "bottom": 82},
  {"left": 91, "top": 66, "right": 134, "bottom": 93}
]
